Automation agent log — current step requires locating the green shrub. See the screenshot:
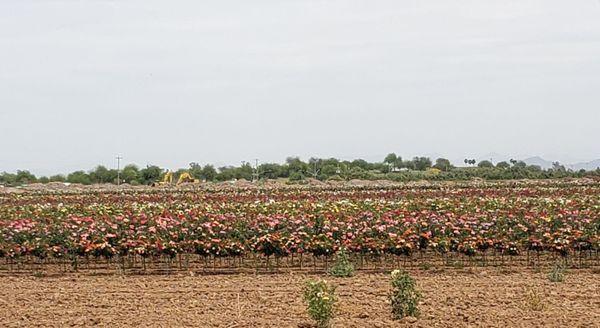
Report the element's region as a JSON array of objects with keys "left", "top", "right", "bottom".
[
  {"left": 326, "top": 174, "right": 344, "bottom": 181},
  {"left": 328, "top": 248, "right": 355, "bottom": 277},
  {"left": 289, "top": 172, "right": 305, "bottom": 181},
  {"left": 303, "top": 279, "right": 337, "bottom": 328},
  {"left": 548, "top": 262, "right": 566, "bottom": 282},
  {"left": 390, "top": 269, "right": 421, "bottom": 319}
]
